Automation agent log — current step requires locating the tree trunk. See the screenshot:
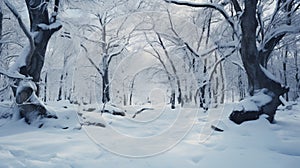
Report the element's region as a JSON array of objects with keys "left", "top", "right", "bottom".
[
  {"left": 170, "top": 89, "right": 176, "bottom": 109},
  {"left": 219, "top": 61, "right": 225, "bottom": 104},
  {"left": 238, "top": 67, "right": 245, "bottom": 100},
  {"left": 295, "top": 50, "right": 299, "bottom": 100},
  {"left": 43, "top": 72, "right": 47, "bottom": 102},
  {"left": 229, "top": 0, "right": 289, "bottom": 124},
  {"left": 13, "top": 0, "right": 61, "bottom": 124},
  {"left": 199, "top": 58, "right": 208, "bottom": 110},
  {"left": 102, "top": 68, "right": 110, "bottom": 103},
  {"left": 283, "top": 47, "right": 288, "bottom": 101},
  {"left": 129, "top": 79, "right": 134, "bottom": 105},
  {"left": 57, "top": 73, "right": 63, "bottom": 101}
]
